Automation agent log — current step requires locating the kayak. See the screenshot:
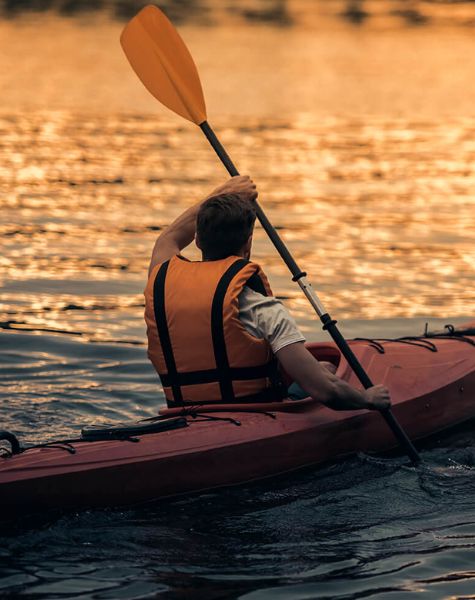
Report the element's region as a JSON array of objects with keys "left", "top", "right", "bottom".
[{"left": 1, "top": 323, "right": 474, "bottom": 515}]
